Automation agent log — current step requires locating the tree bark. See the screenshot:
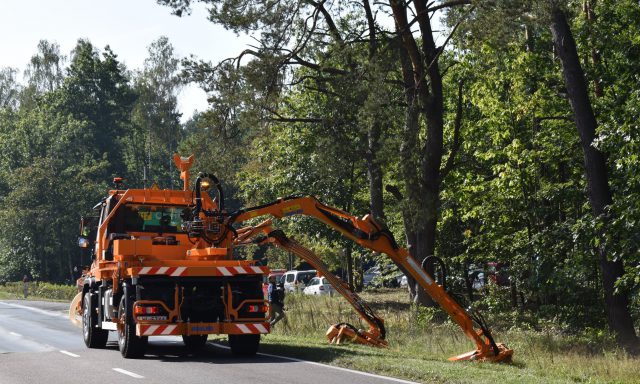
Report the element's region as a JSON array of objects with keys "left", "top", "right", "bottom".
[
  {"left": 550, "top": 7, "right": 638, "bottom": 351},
  {"left": 362, "top": 0, "right": 385, "bottom": 220},
  {"left": 391, "top": 0, "right": 452, "bottom": 306},
  {"left": 366, "top": 121, "right": 385, "bottom": 220}
]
